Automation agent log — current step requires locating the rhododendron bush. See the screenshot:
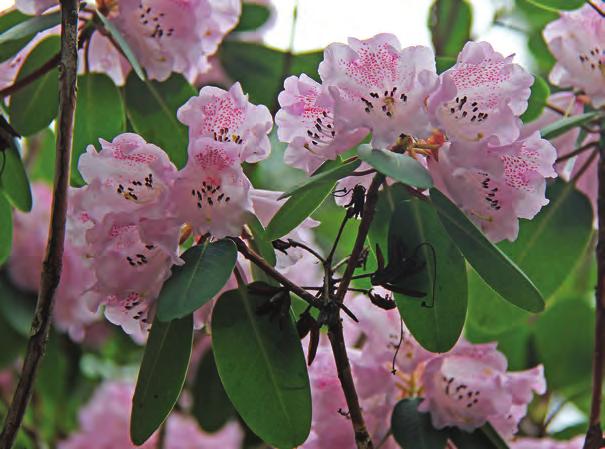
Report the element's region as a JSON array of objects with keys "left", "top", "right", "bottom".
[{"left": 0, "top": 0, "right": 603, "bottom": 448}]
